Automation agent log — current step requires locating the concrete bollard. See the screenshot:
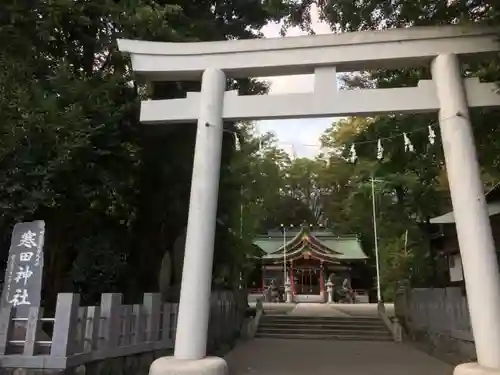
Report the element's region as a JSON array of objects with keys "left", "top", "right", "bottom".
[
  {"left": 284, "top": 280, "right": 293, "bottom": 304},
  {"left": 326, "top": 280, "right": 334, "bottom": 304}
]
